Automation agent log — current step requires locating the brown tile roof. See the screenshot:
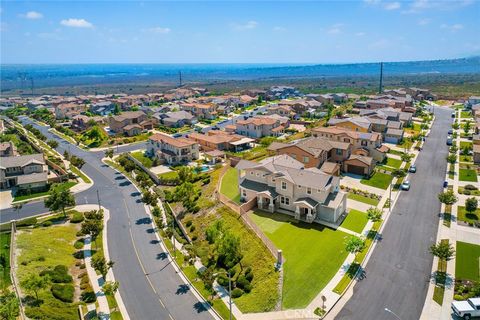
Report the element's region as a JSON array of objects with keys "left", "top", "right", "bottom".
[
  {"left": 149, "top": 133, "right": 196, "bottom": 148},
  {"left": 236, "top": 117, "right": 277, "bottom": 126}
]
